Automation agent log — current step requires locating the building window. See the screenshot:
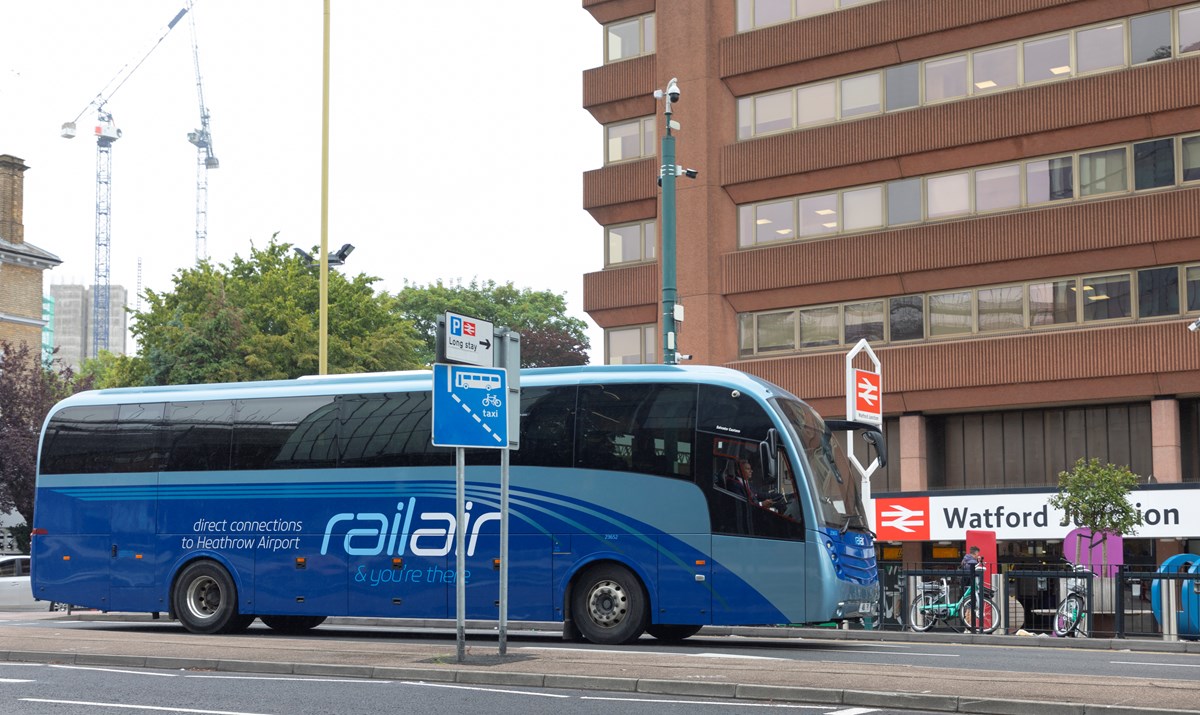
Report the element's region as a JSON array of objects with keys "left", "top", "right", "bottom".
[
  {"left": 1082, "top": 274, "right": 1132, "bottom": 321},
  {"left": 975, "top": 164, "right": 1020, "bottom": 212},
  {"left": 925, "top": 55, "right": 968, "bottom": 102},
  {"left": 1138, "top": 267, "right": 1179, "bottom": 318},
  {"left": 972, "top": 45, "right": 1017, "bottom": 93},
  {"left": 605, "top": 116, "right": 655, "bottom": 164},
  {"left": 606, "top": 325, "right": 655, "bottom": 364},
  {"left": 1132, "top": 11, "right": 1173, "bottom": 64},
  {"left": 885, "top": 63, "right": 920, "bottom": 111},
  {"left": 1026, "top": 156, "right": 1074, "bottom": 203},
  {"left": 737, "top": 265, "right": 1195, "bottom": 356},
  {"left": 605, "top": 14, "right": 654, "bottom": 63},
  {"left": 840, "top": 74, "right": 880, "bottom": 117},
  {"left": 1079, "top": 147, "right": 1128, "bottom": 197},
  {"left": 843, "top": 186, "right": 883, "bottom": 231},
  {"left": 926, "top": 172, "right": 969, "bottom": 219},
  {"left": 1135, "top": 138, "right": 1175, "bottom": 190},
  {"left": 1179, "top": 6, "right": 1200, "bottom": 54},
  {"left": 1023, "top": 34, "right": 1072, "bottom": 83},
  {"left": 797, "top": 82, "right": 836, "bottom": 127},
  {"left": 886, "top": 178, "right": 922, "bottom": 225},
  {"left": 798, "top": 193, "right": 838, "bottom": 236},
  {"left": 1029, "top": 279, "right": 1077, "bottom": 326},
  {"left": 606, "top": 220, "right": 656, "bottom": 266},
  {"left": 1076, "top": 23, "right": 1125, "bottom": 74},
  {"left": 735, "top": 0, "right": 880, "bottom": 32}
]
